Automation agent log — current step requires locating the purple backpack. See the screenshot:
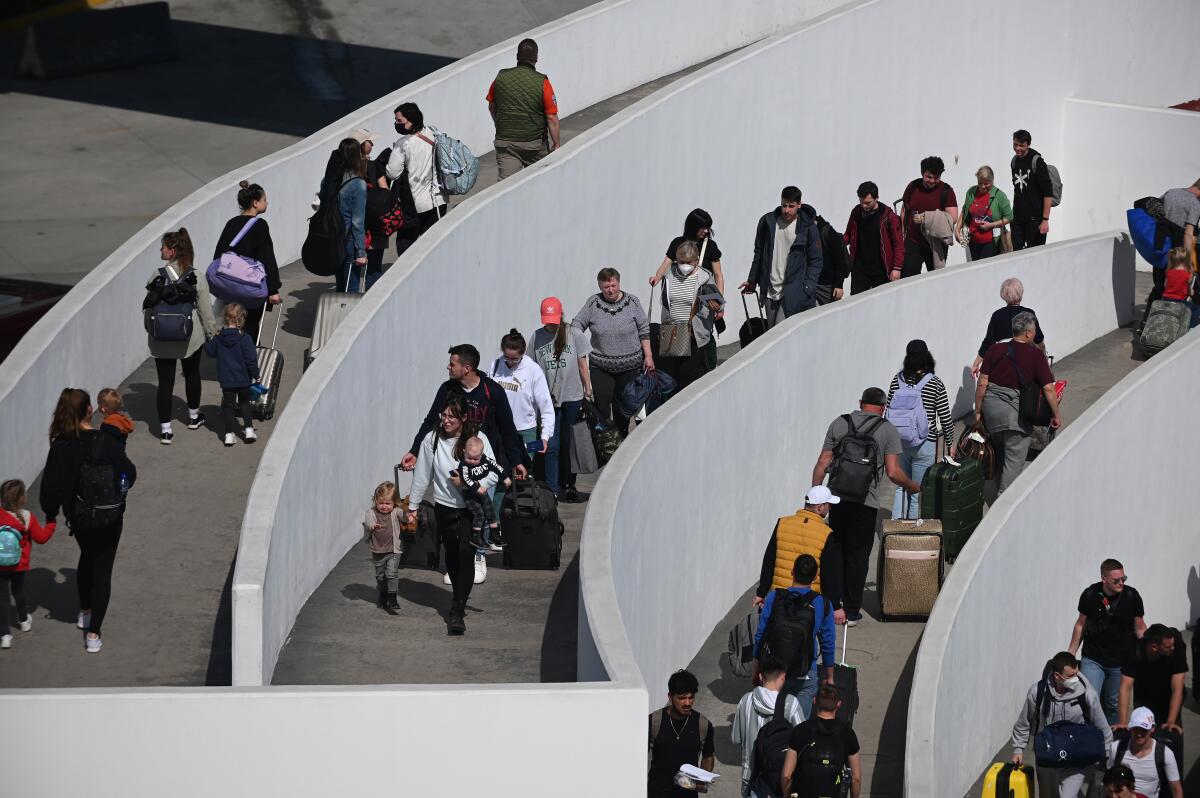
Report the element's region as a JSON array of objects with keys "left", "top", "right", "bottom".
[{"left": 206, "top": 217, "right": 269, "bottom": 306}]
